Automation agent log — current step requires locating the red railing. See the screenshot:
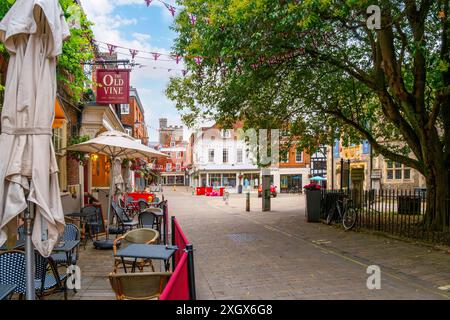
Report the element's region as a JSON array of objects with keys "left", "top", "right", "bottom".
[
  {"left": 160, "top": 216, "right": 196, "bottom": 300},
  {"left": 172, "top": 217, "right": 188, "bottom": 265},
  {"left": 159, "top": 252, "right": 190, "bottom": 300}
]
